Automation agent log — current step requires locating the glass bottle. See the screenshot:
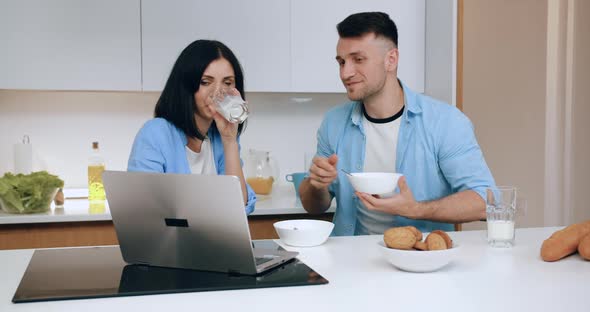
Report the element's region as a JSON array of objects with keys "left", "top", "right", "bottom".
[
  {"left": 244, "top": 149, "right": 279, "bottom": 195},
  {"left": 88, "top": 141, "right": 106, "bottom": 200}
]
